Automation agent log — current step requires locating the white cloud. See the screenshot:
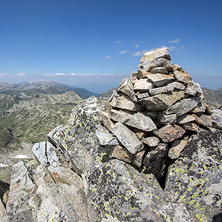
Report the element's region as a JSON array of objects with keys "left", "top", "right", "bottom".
[
  {"left": 168, "top": 39, "right": 180, "bottom": 44},
  {"left": 120, "top": 50, "right": 129, "bottom": 54},
  {"left": 132, "top": 51, "right": 141, "bottom": 56},
  {"left": 104, "top": 56, "right": 111, "bottom": 60},
  {"left": 115, "top": 40, "right": 121, "bottom": 44},
  {"left": 168, "top": 46, "right": 176, "bottom": 51},
  {"left": 0, "top": 73, "right": 26, "bottom": 77},
  {"left": 135, "top": 44, "right": 139, "bottom": 48},
  {"left": 15, "top": 73, "right": 26, "bottom": 76}
]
